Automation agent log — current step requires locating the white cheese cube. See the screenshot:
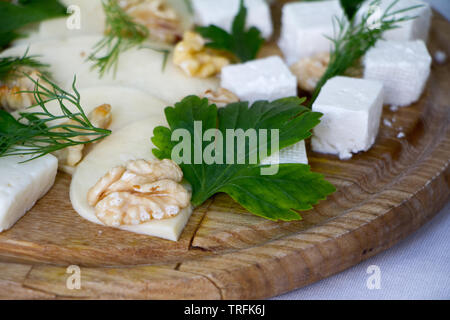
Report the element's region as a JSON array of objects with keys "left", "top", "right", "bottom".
[
  {"left": 261, "top": 140, "right": 308, "bottom": 165},
  {"left": 311, "top": 76, "right": 384, "bottom": 160},
  {"left": 357, "top": 0, "right": 432, "bottom": 42},
  {"left": 221, "top": 56, "right": 297, "bottom": 104},
  {"left": 191, "top": 0, "right": 273, "bottom": 39},
  {"left": 0, "top": 154, "right": 58, "bottom": 232},
  {"left": 278, "top": 0, "right": 345, "bottom": 65},
  {"left": 363, "top": 40, "right": 431, "bottom": 106}
]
